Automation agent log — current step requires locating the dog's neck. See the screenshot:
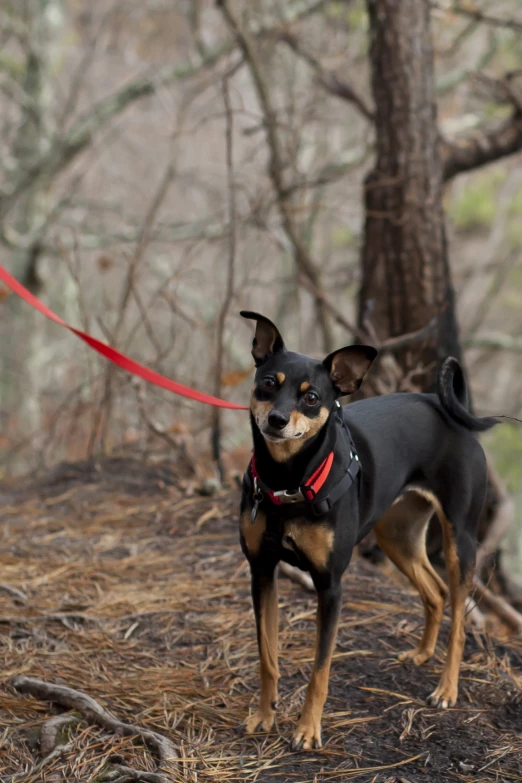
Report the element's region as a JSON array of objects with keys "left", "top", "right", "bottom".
[{"left": 250, "top": 407, "right": 338, "bottom": 491}]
